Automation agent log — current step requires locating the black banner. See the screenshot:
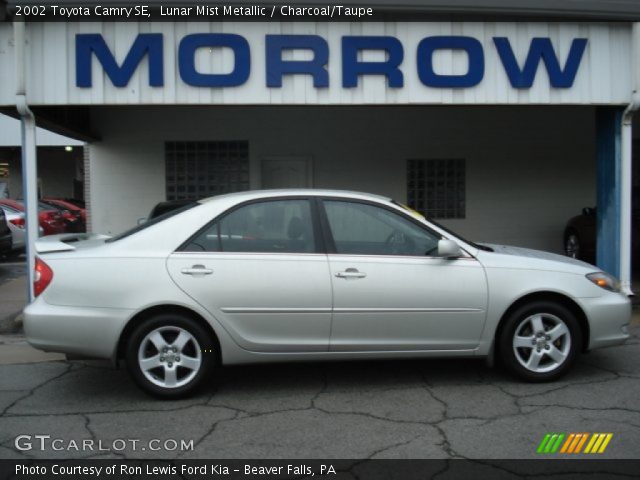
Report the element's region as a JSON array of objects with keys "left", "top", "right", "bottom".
[
  {"left": 6, "top": 2, "right": 640, "bottom": 22},
  {"left": 2, "top": 460, "right": 640, "bottom": 480}
]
